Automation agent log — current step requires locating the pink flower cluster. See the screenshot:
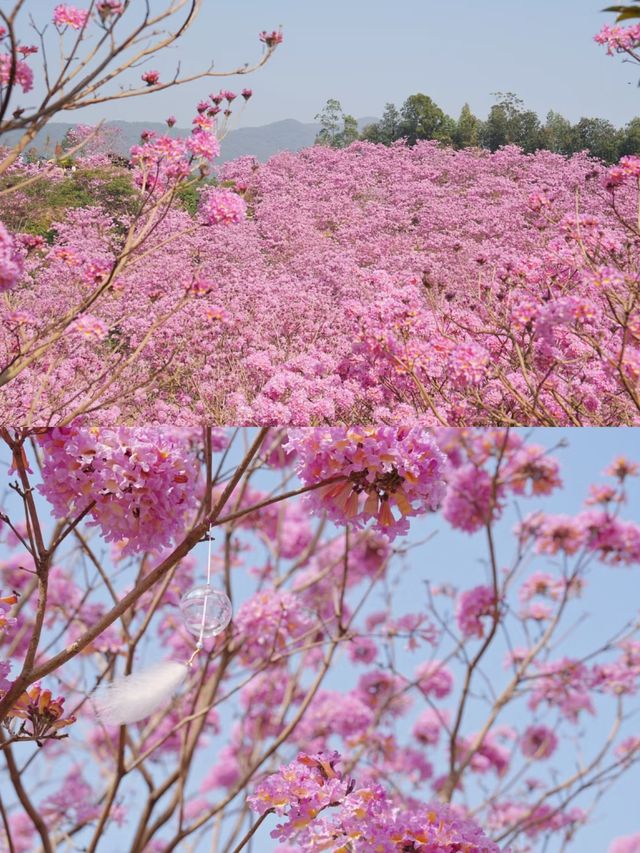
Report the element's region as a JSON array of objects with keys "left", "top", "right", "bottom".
[
  {"left": 141, "top": 70, "right": 160, "bottom": 86},
  {"left": 248, "top": 751, "right": 351, "bottom": 830},
  {"left": 610, "top": 835, "right": 640, "bottom": 853},
  {"left": 0, "top": 54, "right": 34, "bottom": 93},
  {"left": 235, "top": 486, "right": 313, "bottom": 559},
  {"left": 595, "top": 23, "right": 640, "bottom": 55},
  {"left": 97, "top": 0, "right": 125, "bottom": 18},
  {"left": 68, "top": 314, "right": 109, "bottom": 341},
  {"left": 248, "top": 750, "right": 502, "bottom": 851},
  {"left": 198, "top": 187, "right": 247, "bottom": 226},
  {"left": 528, "top": 658, "right": 595, "bottom": 722},
  {"left": 447, "top": 342, "right": 490, "bottom": 389},
  {"left": 455, "top": 730, "right": 511, "bottom": 777},
  {"left": 519, "top": 509, "right": 640, "bottom": 566},
  {"left": 291, "top": 531, "right": 391, "bottom": 623},
  {"left": 186, "top": 129, "right": 220, "bottom": 161},
  {"left": 37, "top": 426, "right": 200, "bottom": 555},
  {"left": 259, "top": 29, "right": 283, "bottom": 47},
  {"left": 294, "top": 690, "right": 375, "bottom": 747},
  {"left": 53, "top": 4, "right": 89, "bottom": 30},
  {"left": 0, "top": 221, "right": 24, "bottom": 292},
  {"left": 505, "top": 443, "right": 563, "bottom": 496},
  {"left": 416, "top": 660, "right": 454, "bottom": 698},
  {"left": 441, "top": 431, "right": 564, "bottom": 534},
  {"left": 489, "top": 799, "right": 586, "bottom": 841},
  {"left": 129, "top": 119, "right": 220, "bottom": 192},
  {"left": 41, "top": 767, "right": 100, "bottom": 826},
  {"left": 442, "top": 465, "right": 497, "bottom": 533},
  {"left": 5, "top": 682, "right": 76, "bottom": 741},
  {"left": 129, "top": 134, "right": 193, "bottom": 189},
  {"left": 413, "top": 707, "right": 449, "bottom": 745},
  {"left": 456, "top": 585, "right": 498, "bottom": 638},
  {"left": 520, "top": 724, "right": 558, "bottom": 760},
  {"left": 606, "top": 155, "right": 640, "bottom": 189},
  {"left": 233, "top": 589, "right": 313, "bottom": 665},
  {"left": 0, "top": 591, "right": 17, "bottom": 636},
  {"left": 519, "top": 571, "right": 566, "bottom": 602},
  {"left": 0, "top": 660, "right": 11, "bottom": 694},
  {"left": 286, "top": 427, "right": 448, "bottom": 540}
]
